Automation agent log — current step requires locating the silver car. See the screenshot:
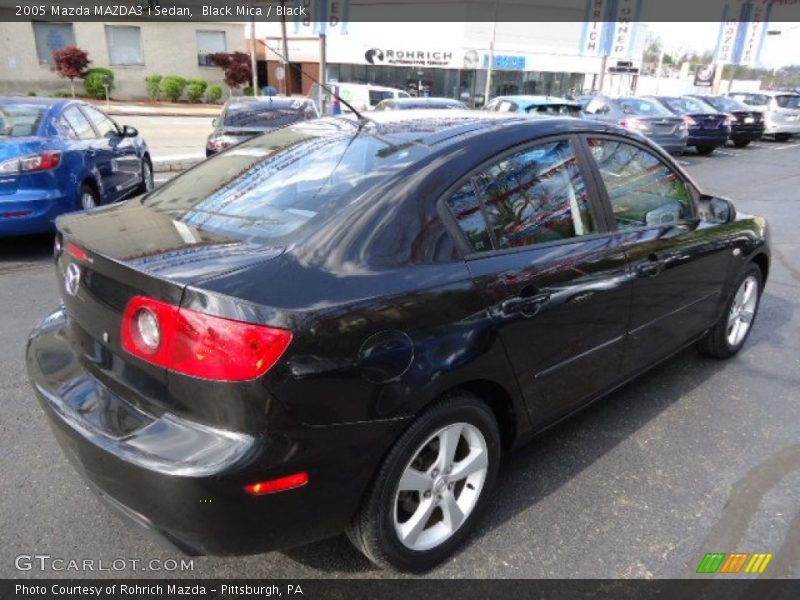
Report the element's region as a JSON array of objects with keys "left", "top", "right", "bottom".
[{"left": 728, "top": 91, "right": 800, "bottom": 141}]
